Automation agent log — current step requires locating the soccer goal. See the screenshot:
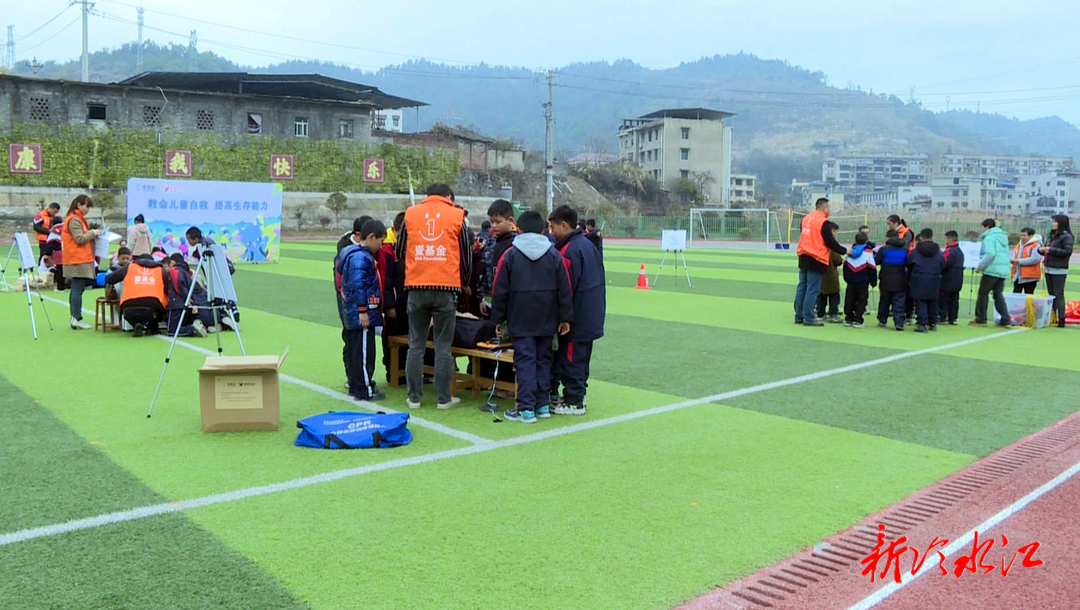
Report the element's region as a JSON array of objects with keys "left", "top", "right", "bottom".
[
  {"left": 688, "top": 208, "right": 782, "bottom": 249},
  {"left": 787, "top": 211, "right": 868, "bottom": 245}
]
